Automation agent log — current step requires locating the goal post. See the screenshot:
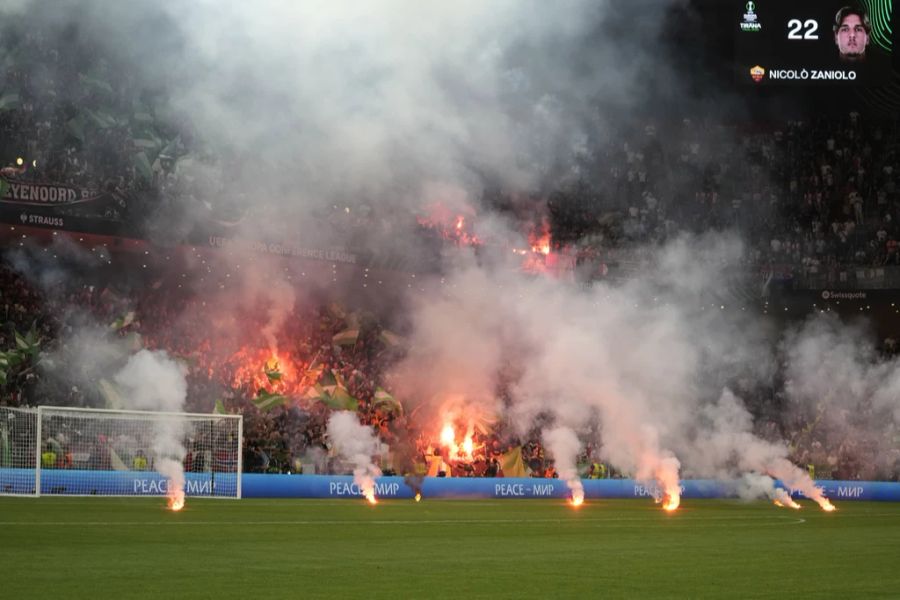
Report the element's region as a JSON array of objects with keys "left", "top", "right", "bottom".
[
  {"left": 27, "top": 406, "right": 242, "bottom": 499},
  {"left": 0, "top": 406, "right": 39, "bottom": 496}
]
